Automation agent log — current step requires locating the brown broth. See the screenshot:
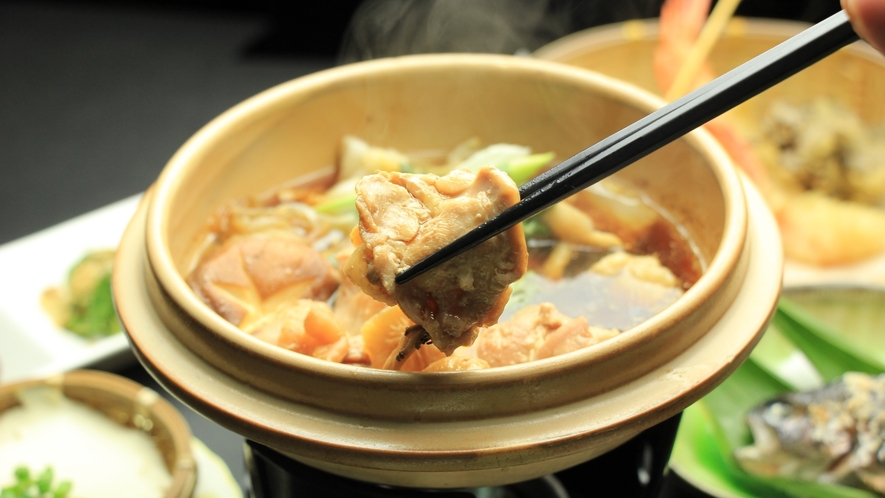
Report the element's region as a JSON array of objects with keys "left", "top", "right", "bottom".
[
  {"left": 191, "top": 162, "right": 702, "bottom": 337},
  {"left": 513, "top": 194, "right": 702, "bottom": 331}
]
